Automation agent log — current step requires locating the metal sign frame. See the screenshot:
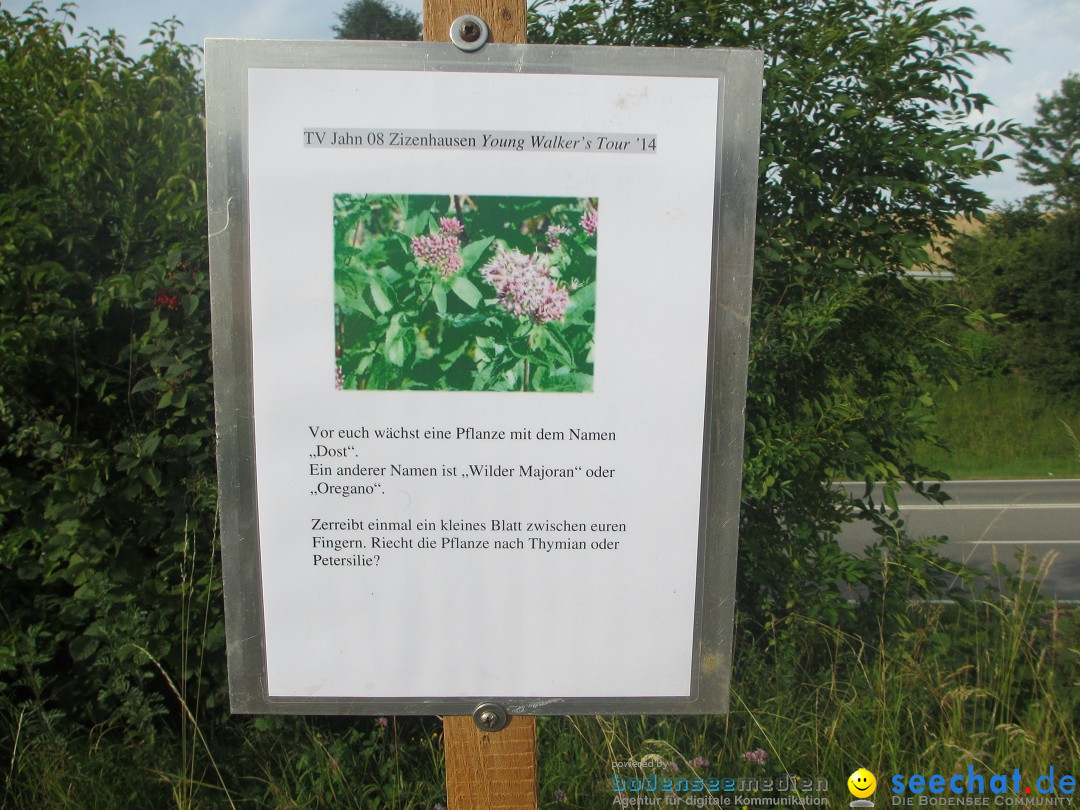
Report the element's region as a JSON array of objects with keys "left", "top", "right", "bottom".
[{"left": 205, "top": 39, "right": 762, "bottom": 716}]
